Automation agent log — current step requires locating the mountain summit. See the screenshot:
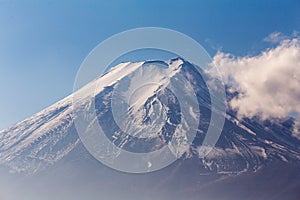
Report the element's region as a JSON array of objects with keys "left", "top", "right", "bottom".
[{"left": 0, "top": 58, "right": 300, "bottom": 175}]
